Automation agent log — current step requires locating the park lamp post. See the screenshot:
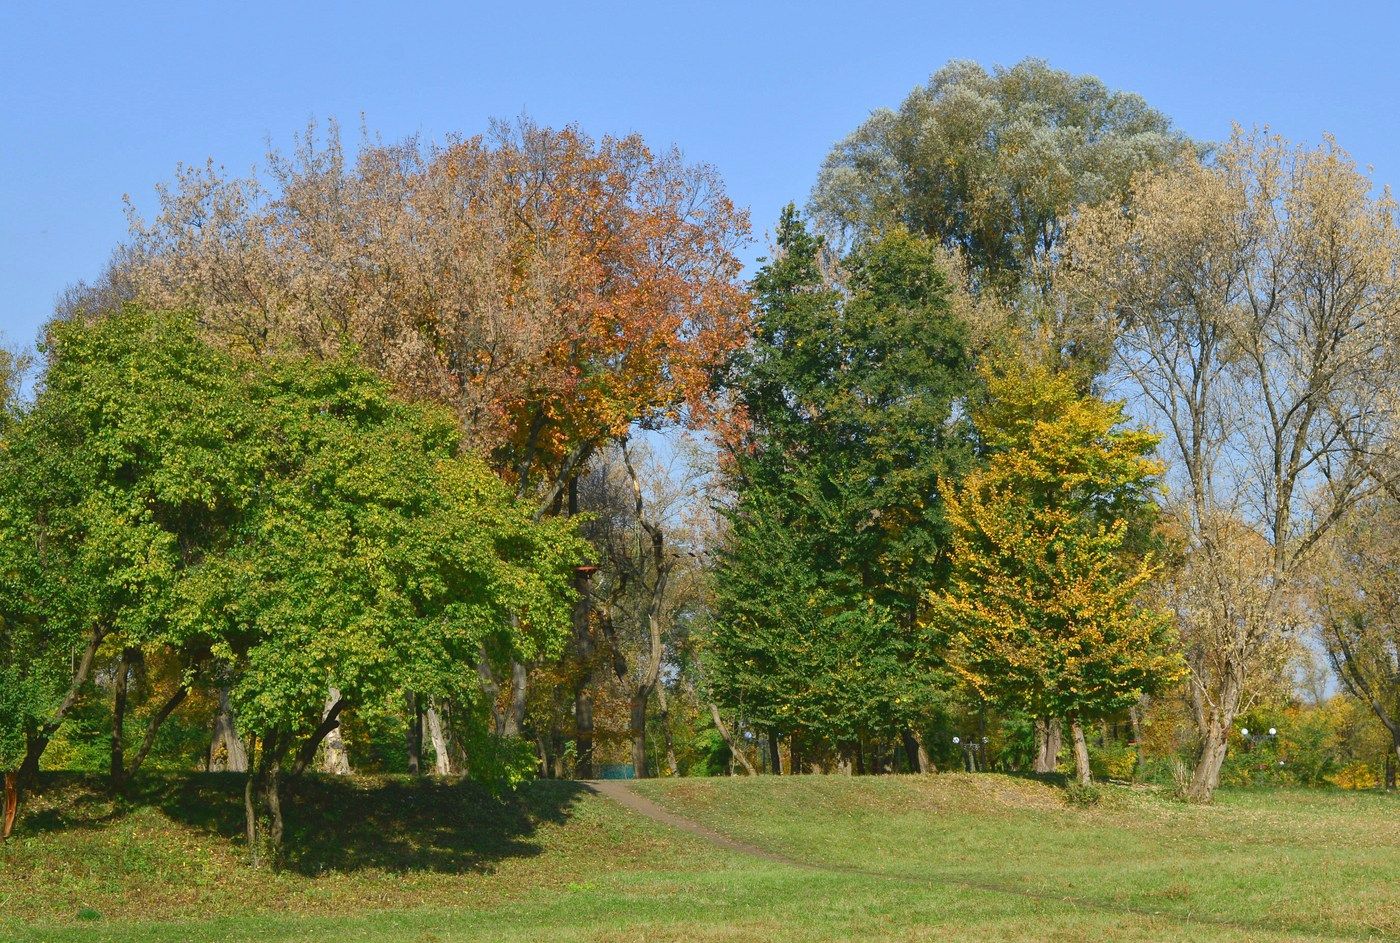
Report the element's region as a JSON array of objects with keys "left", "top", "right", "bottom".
[
  {"left": 1239, "top": 726, "right": 1277, "bottom": 751},
  {"left": 952, "top": 735, "right": 990, "bottom": 772},
  {"left": 1239, "top": 726, "right": 1285, "bottom": 771}
]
